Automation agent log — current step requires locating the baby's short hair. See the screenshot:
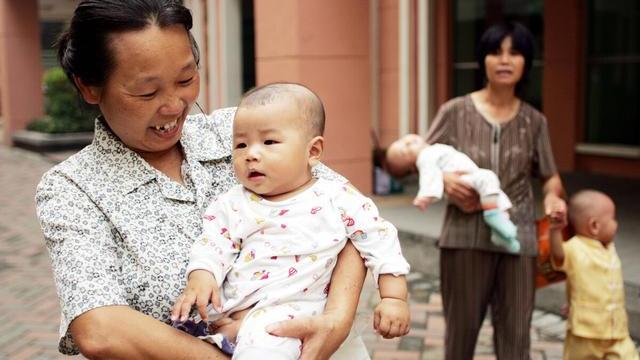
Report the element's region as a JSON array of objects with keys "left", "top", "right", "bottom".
[{"left": 239, "top": 83, "right": 325, "bottom": 137}]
